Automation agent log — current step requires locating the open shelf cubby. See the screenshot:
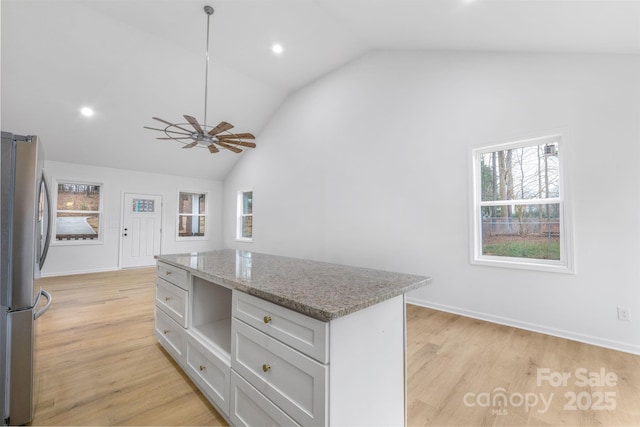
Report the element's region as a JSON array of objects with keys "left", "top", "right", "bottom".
[{"left": 191, "top": 275, "right": 232, "bottom": 357}]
